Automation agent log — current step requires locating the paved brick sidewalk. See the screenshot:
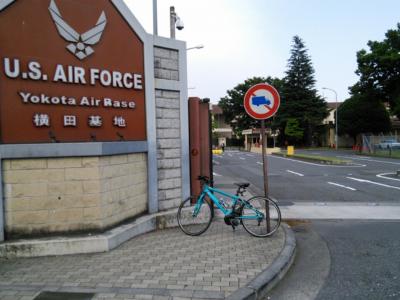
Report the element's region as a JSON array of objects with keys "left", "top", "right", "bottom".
[{"left": 0, "top": 220, "right": 285, "bottom": 300}]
